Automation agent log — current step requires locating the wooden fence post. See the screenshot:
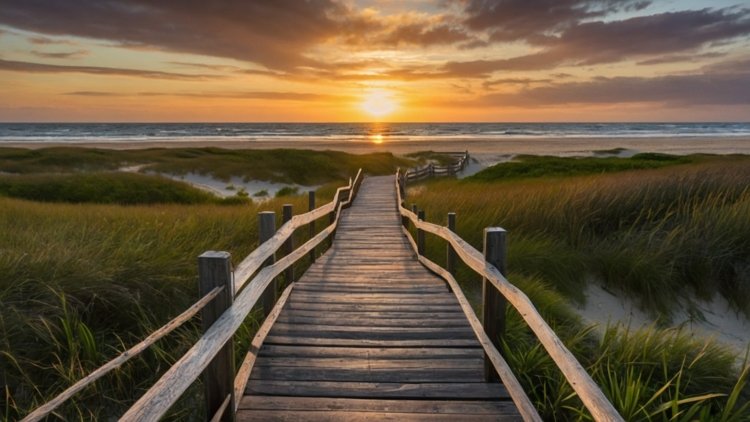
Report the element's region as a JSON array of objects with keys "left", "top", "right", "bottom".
[
  {"left": 483, "top": 227, "right": 507, "bottom": 382},
  {"left": 282, "top": 204, "right": 293, "bottom": 286},
  {"left": 259, "top": 211, "right": 276, "bottom": 316},
  {"left": 198, "top": 251, "right": 235, "bottom": 422},
  {"left": 447, "top": 212, "right": 456, "bottom": 275},
  {"left": 417, "top": 210, "right": 426, "bottom": 255},
  {"left": 308, "top": 191, "right": 316, "bottom": 263}
]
